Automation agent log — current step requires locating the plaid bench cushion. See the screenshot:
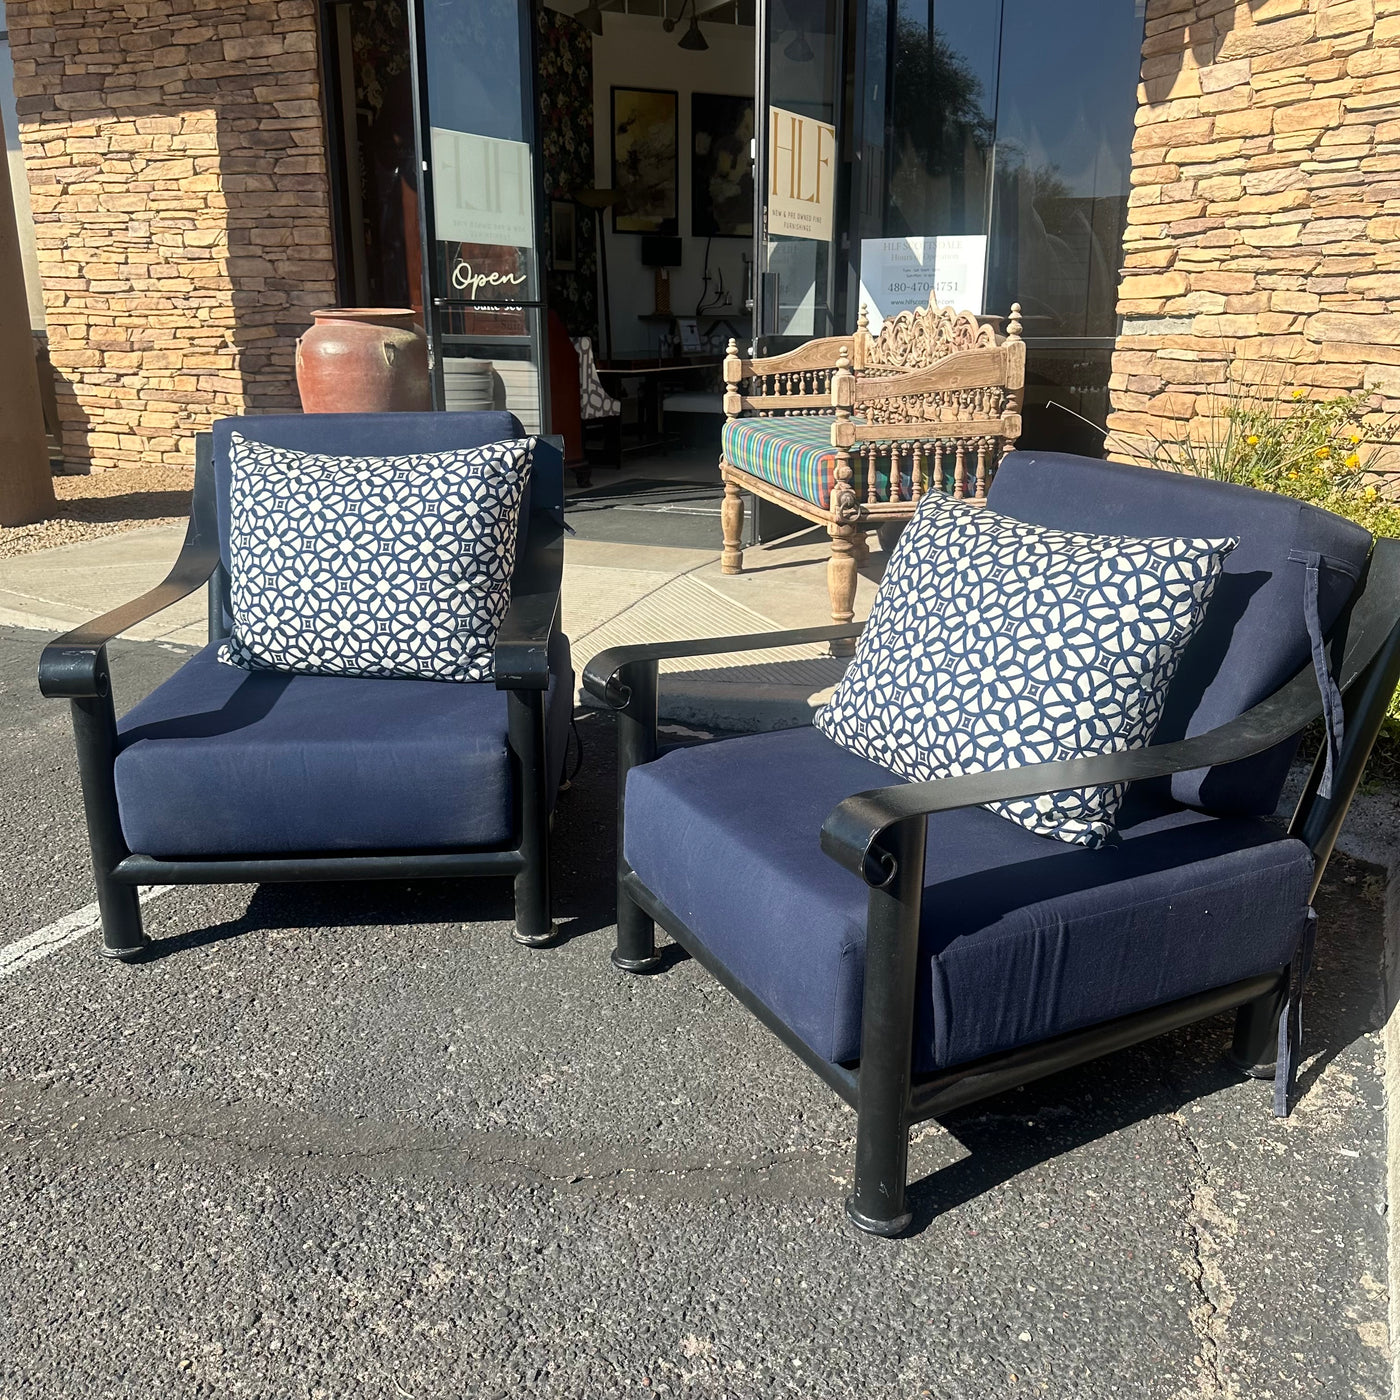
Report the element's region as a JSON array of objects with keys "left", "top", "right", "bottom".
[{"left": 722, "top": 417, "right": 839, "bottom": 510}]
